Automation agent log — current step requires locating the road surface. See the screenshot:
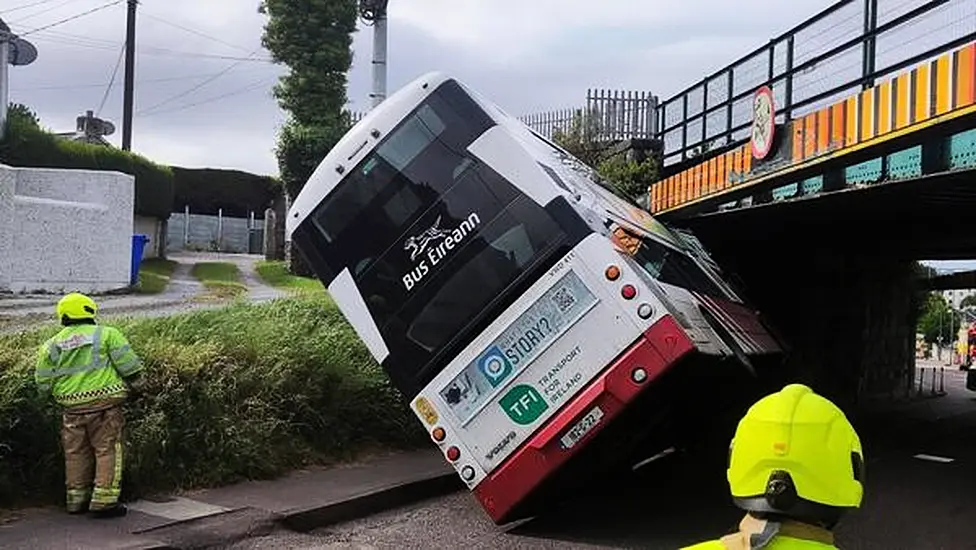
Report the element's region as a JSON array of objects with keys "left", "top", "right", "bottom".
[
  {"left": 220, "top": 367, "right": 976, "bottom": 549},
  {"left": 0, "top": 252, "right": 287, "bottom": 334}
]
